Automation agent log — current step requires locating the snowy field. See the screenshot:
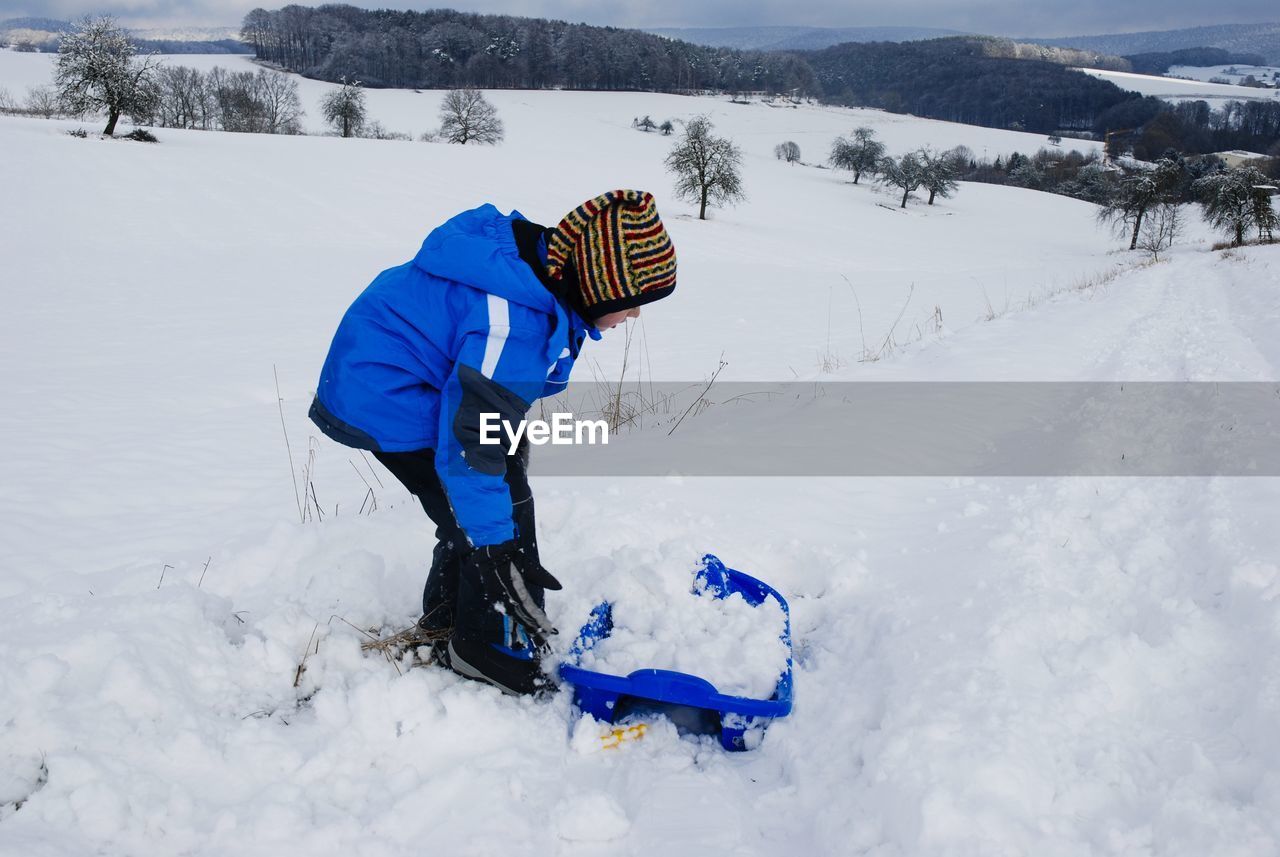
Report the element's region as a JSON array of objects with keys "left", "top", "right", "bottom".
[
  {"left": 1080, "top": 66, "right": 1280, "bottom": 104},
  {"left": 3, "top": 50, "right": 1280, "bottom": 857},
  {"left": 1169, "top": 64, "right": 1280, "bottom": 87}
]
